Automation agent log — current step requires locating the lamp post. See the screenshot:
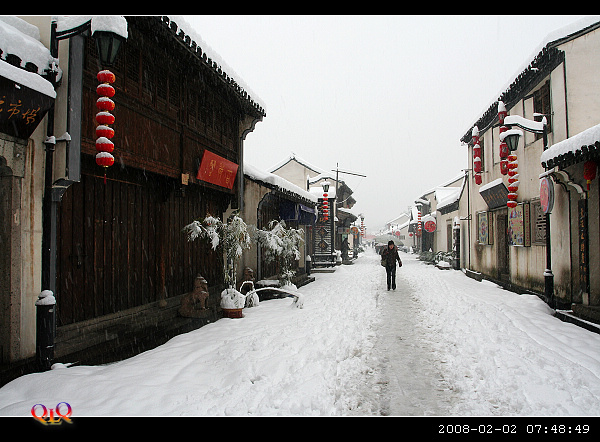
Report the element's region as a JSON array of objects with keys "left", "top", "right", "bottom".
[
  {"left": 501, "top": 113, "right": 554, "bottom": 307},
  {"left": 38, "top": 17, "right": 126, "bottom": 370}
]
